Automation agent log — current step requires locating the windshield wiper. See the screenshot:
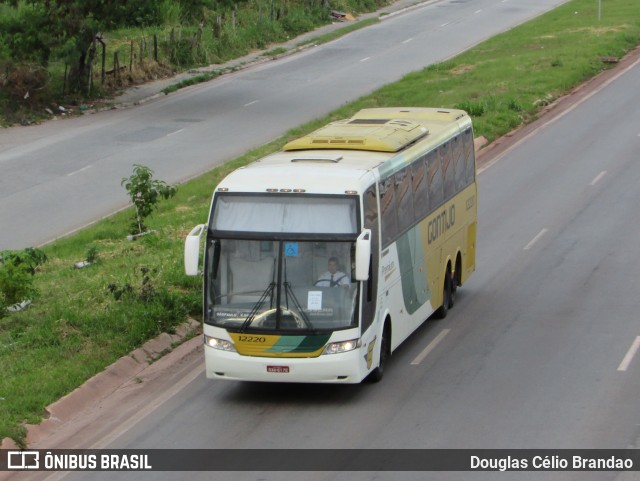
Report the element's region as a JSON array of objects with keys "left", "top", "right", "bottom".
[
  {"left": 239, "top": 282, "right": 275, "bottom": 333},
  {"left": 283, "top": 282, "right": 314, "bottom": 330}
]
